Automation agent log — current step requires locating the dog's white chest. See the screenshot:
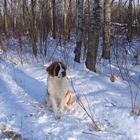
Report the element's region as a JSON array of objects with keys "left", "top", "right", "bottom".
[{"left": 47, "top": 76, "right": 68, "bottom": 98}]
